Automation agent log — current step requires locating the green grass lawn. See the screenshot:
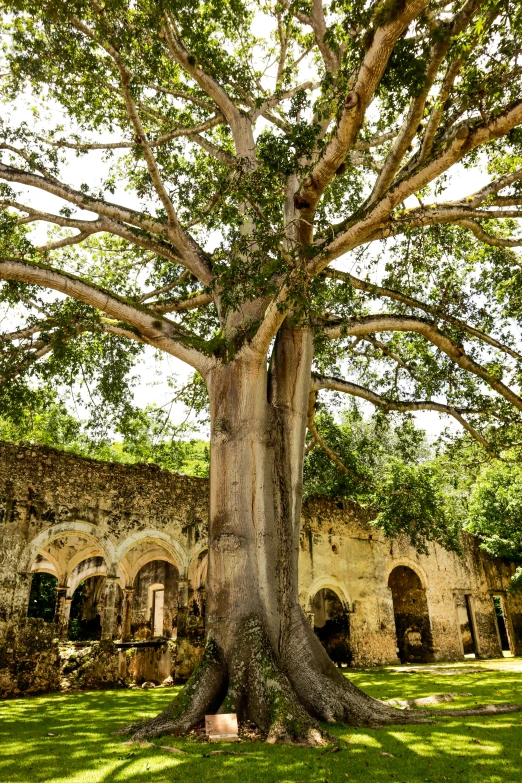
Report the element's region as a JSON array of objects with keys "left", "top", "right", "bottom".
[{"left": 1, "top": 661, "right": 522, "bottom": 783}]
